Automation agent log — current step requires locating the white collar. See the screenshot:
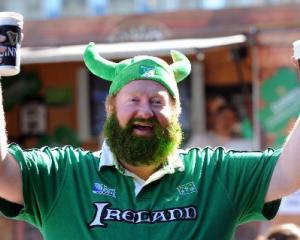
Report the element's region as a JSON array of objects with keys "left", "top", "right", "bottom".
[{"left": 98, "top": 140, "right": 185, "bottom": 195}]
